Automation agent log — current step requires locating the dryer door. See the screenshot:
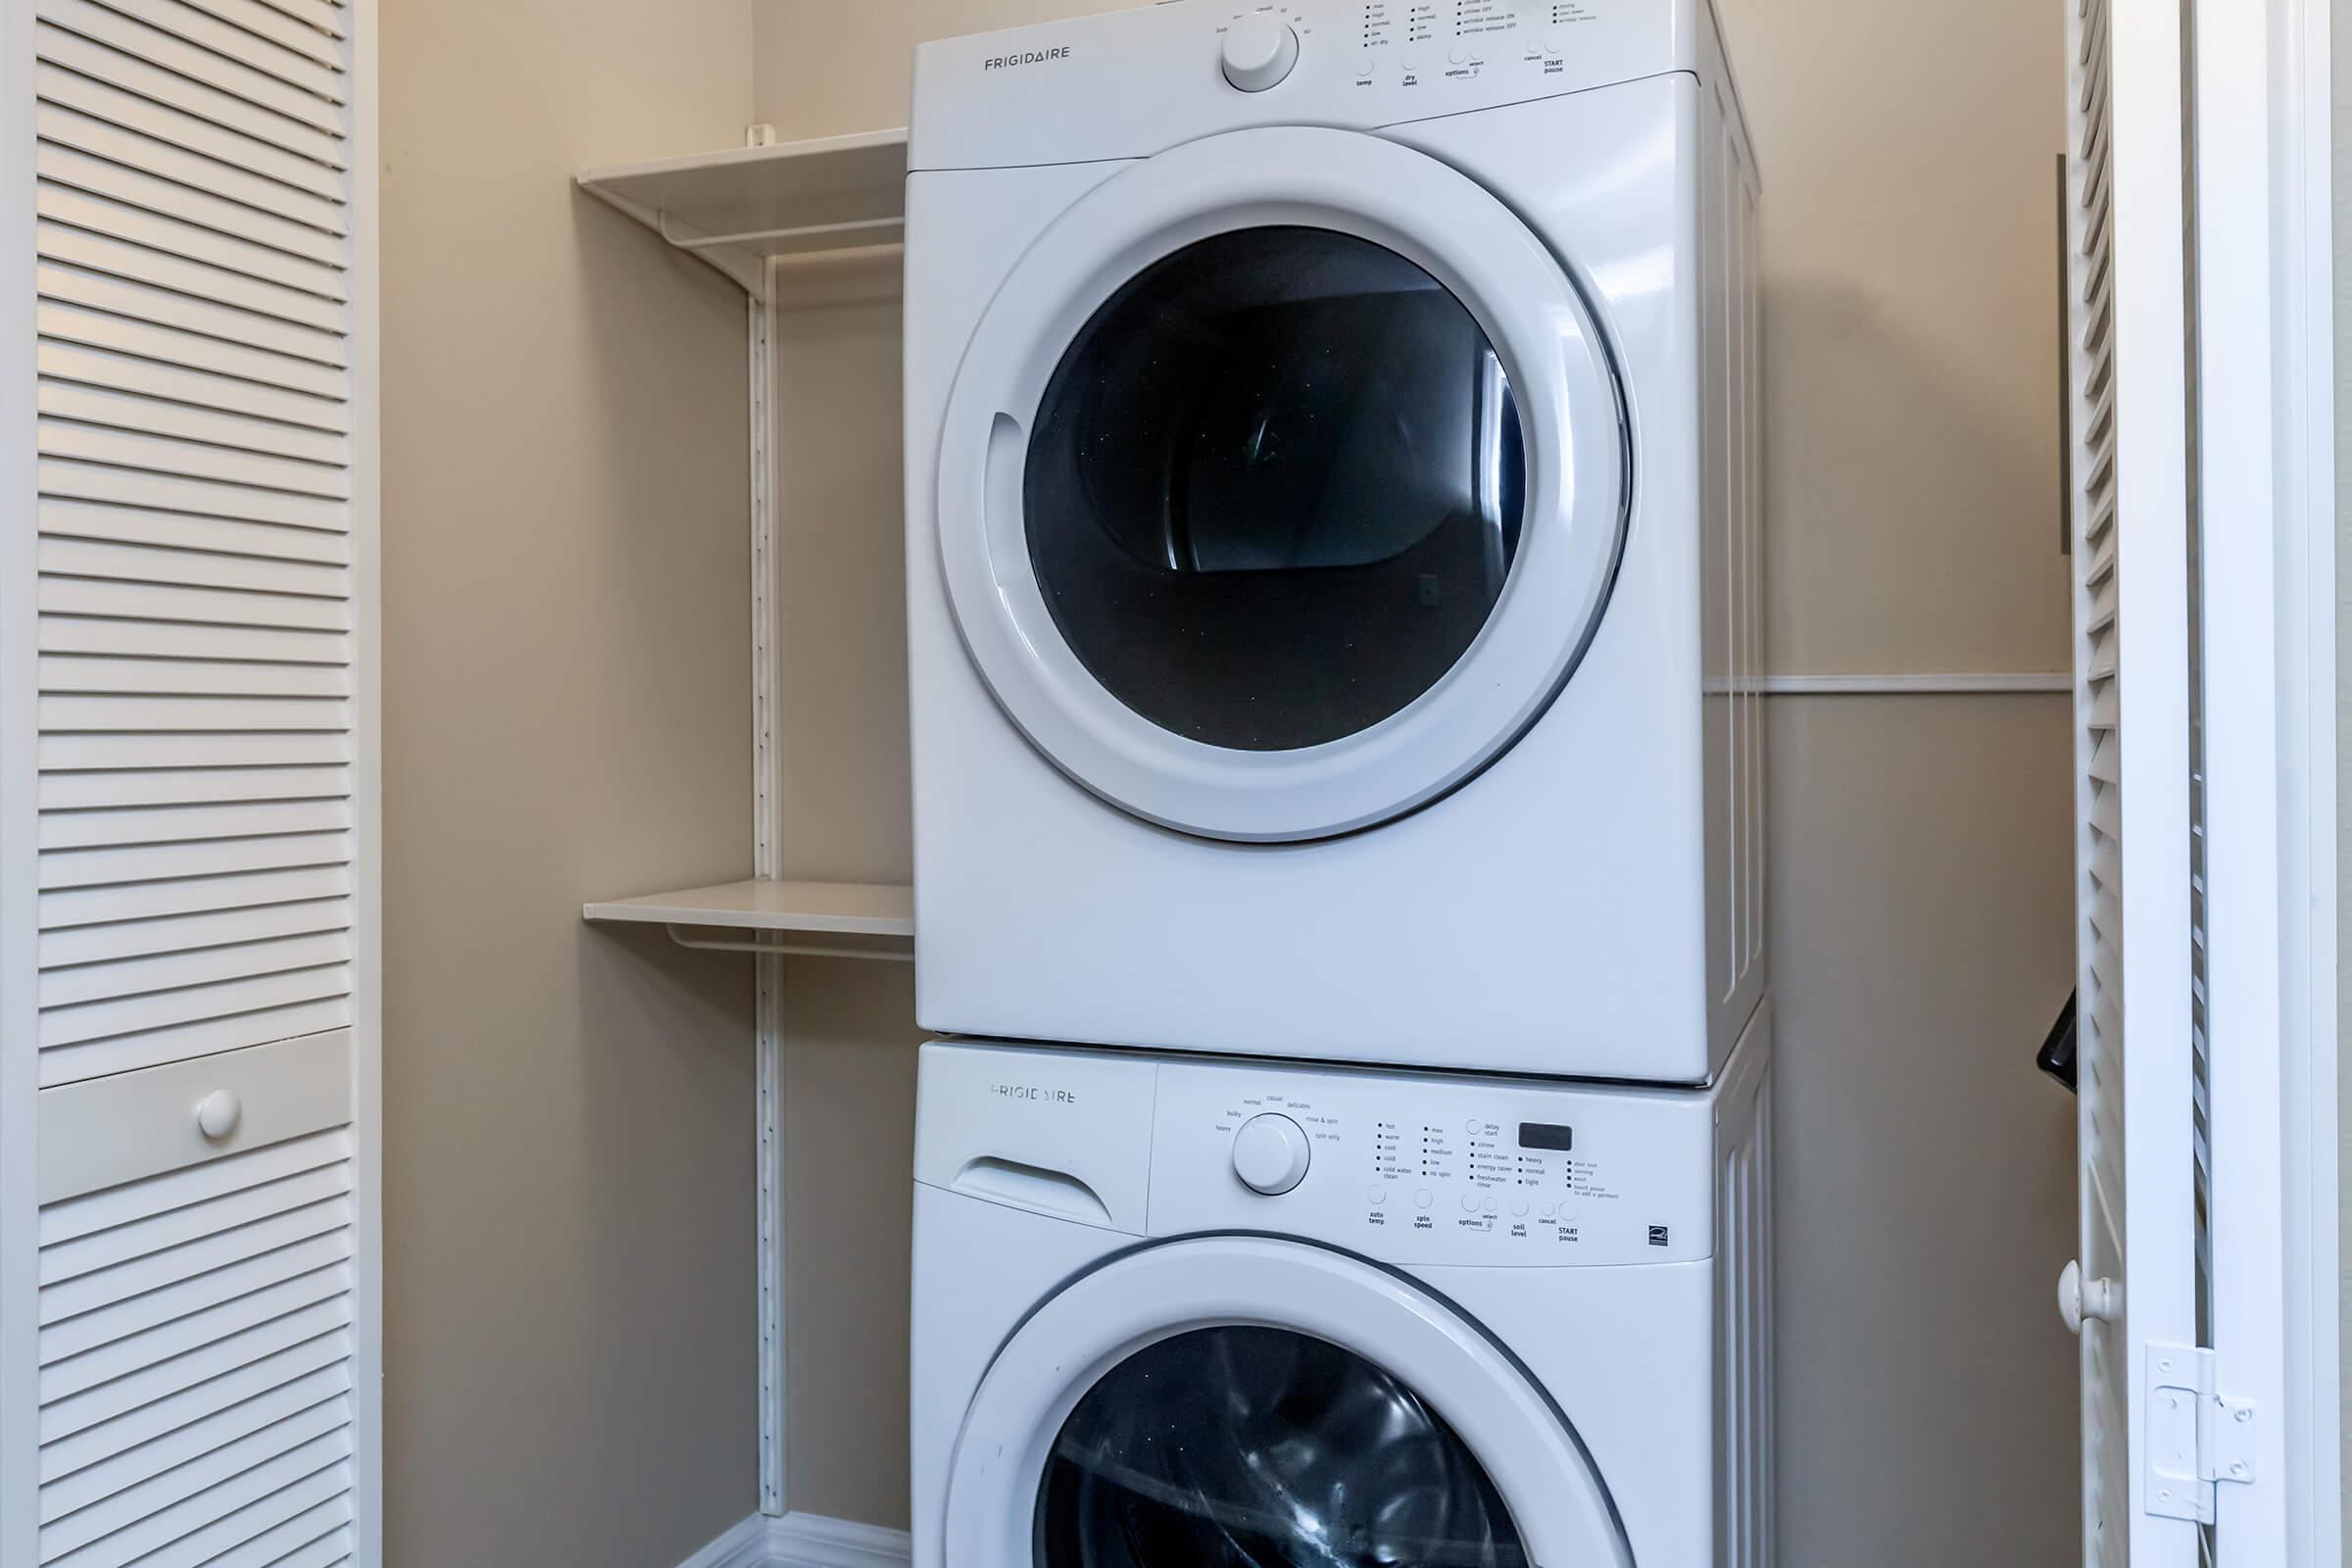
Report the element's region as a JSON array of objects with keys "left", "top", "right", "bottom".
[
  {"left": 935, "top": 125, "right": 1628, "bottom": 843},
  {"left": 941, "top": 1236, "right": 1633, "bottom": 1566}
]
